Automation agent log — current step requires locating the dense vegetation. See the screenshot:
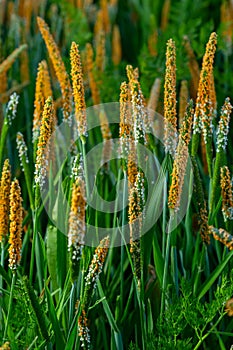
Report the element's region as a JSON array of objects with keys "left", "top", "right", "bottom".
[{"left": 1, "top": 1, "right": 233, "bottom": 349}]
